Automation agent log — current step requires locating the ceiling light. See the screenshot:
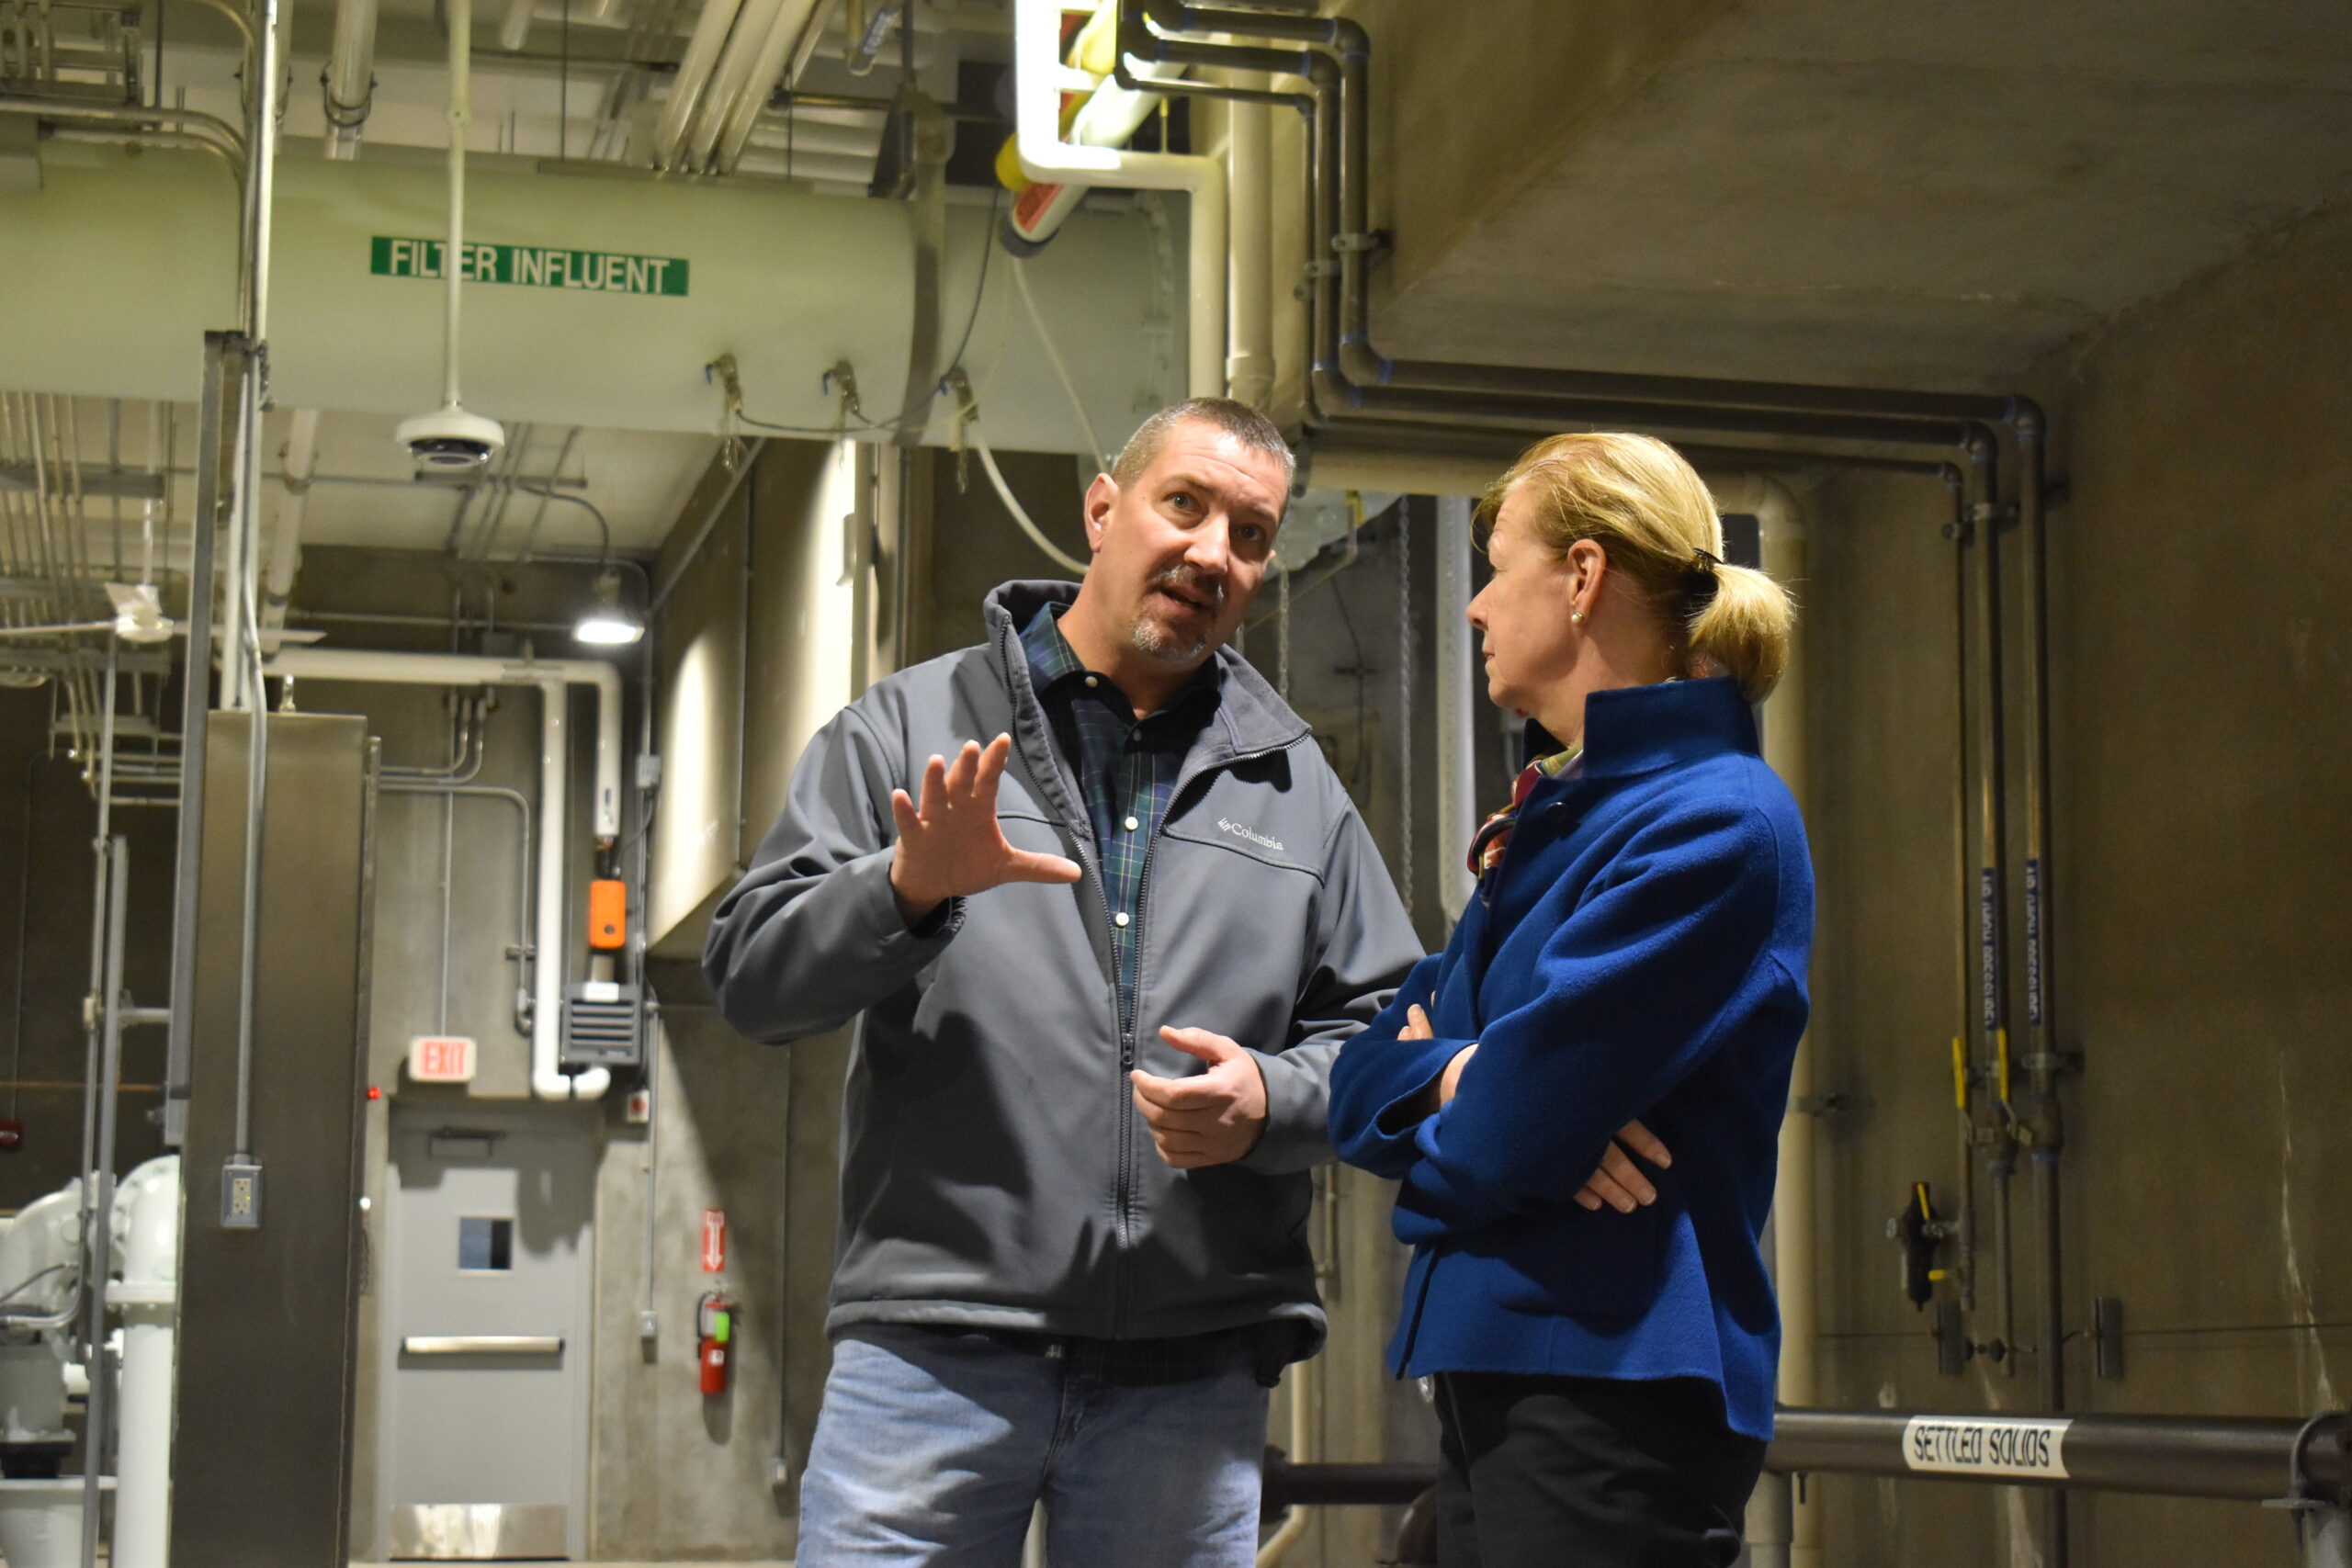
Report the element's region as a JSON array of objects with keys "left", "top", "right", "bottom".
[{"left": 576, "top": 568, "right": 642, "bottom": 646}]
